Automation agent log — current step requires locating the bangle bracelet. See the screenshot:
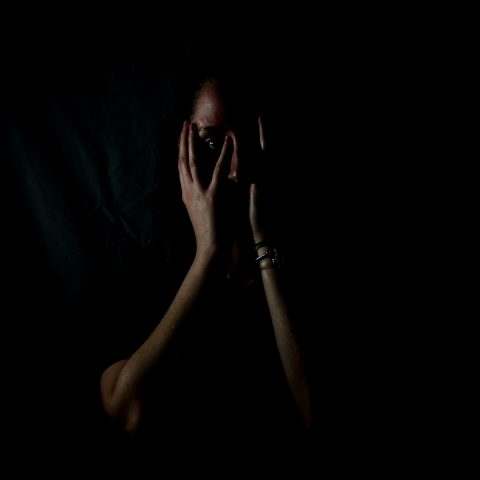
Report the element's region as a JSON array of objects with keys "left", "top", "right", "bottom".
[
  {"left": 255, "top": 241, "right": 269, "bottom": 251},
  {"left": 255, "top": 248, "right": 280, "bottom": 266}
]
